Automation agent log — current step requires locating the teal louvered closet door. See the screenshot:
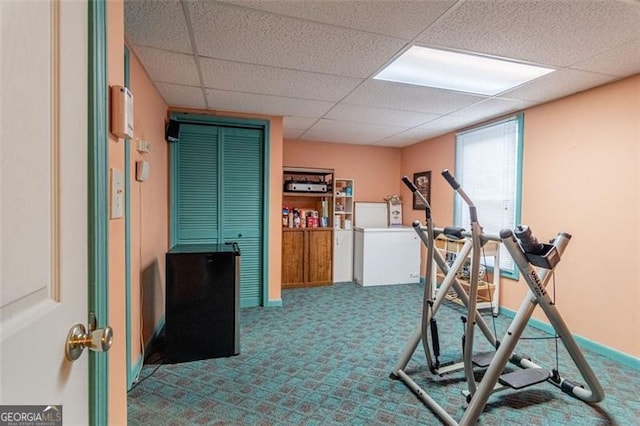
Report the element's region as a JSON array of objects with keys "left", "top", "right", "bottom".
[
  {"left": 175, "top": 124, "right": 219, "bottom": 243},
  {"left": 173, "top": 123, "right": 264, "bottom": 307},
  {"left": 222, "top": 127, "right": 263, "bottom": 307}
]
